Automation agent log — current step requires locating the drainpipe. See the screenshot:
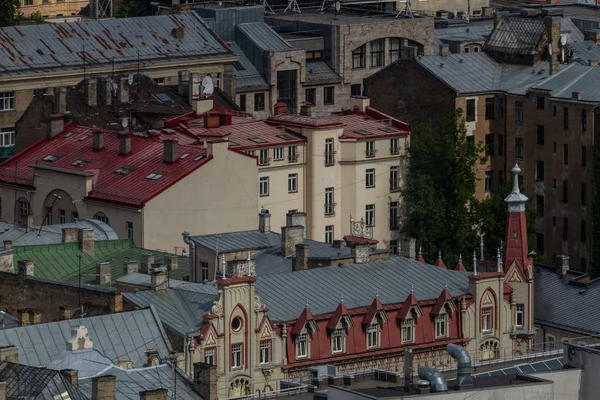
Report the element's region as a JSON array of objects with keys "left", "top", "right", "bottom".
[{"left": 182, "top": 232, "right": 195, "bottom": 282}]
